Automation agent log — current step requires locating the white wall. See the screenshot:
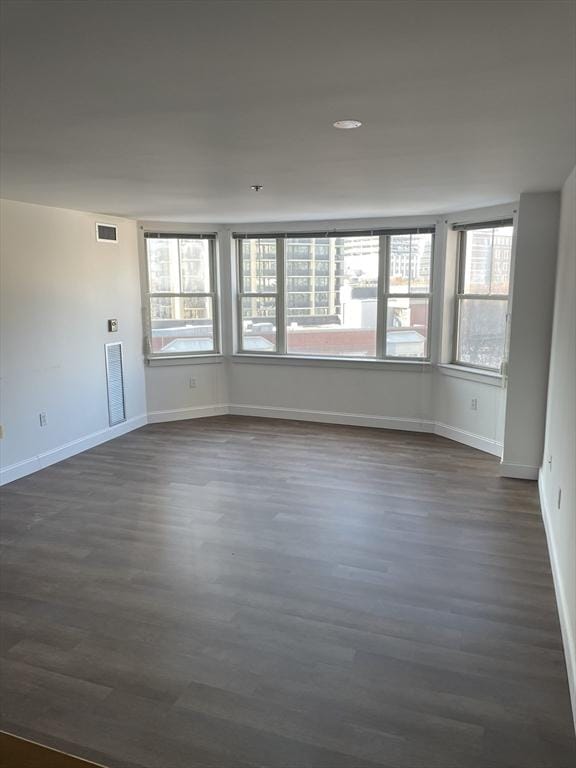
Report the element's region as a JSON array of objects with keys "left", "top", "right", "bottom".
[
  {"left": 501, "top": 192, "right": 561, "bottom": 478},
  {"left": 432, "top": 371, "right": 505, "bottom": 455},
  {"left": 146, "top": 361, "right": 228, "bottom": 422},
  {"left": 228, "top": 361, "right": 433, "bottom": 431},
  {"left": 0, "top": 199, "right": 147, "bottom": 483},
  {"left": 539, "top": 168, "right": 576, "bottom": 726}
]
